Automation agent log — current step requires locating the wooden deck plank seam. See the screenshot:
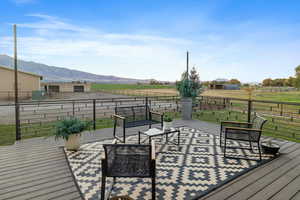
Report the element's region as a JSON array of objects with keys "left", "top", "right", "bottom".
[
  {"left": 0, "top": 170, "right": 73, "bottom": 191},
  {"left": 2, "top": 177, "right": 74, "bottom": 200},
  {"left": 0, "top": 157, "right": 68, "bottom": 175},
  {"left": 0, "top": 162, "right": 69, "bottom": 181},
  {"left": 201, "top": 144, "right": 300, "bottom": 200},
  {"left": 223, "top": 150, "right": 300, "bottom": 200},
  {"left": 269, "top": 174, "right": 300, "bottom": 200}
]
